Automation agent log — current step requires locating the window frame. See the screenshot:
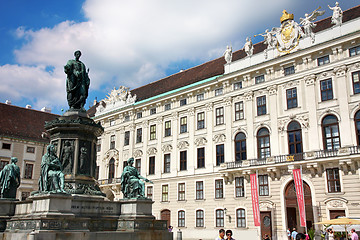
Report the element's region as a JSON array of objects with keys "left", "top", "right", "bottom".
[
  {"left": 235, "top": 101, "right": 244, "bottom": 121},
  {"left": 215, "top": 88, "right": 223, "bottom": 96},
  {"left": 164, "top": 154, "right": 171, "bottom": 173},
  {"left": 352, "top": 71, "right": 360, "bottom": 95},
  {"left": 235, "top": 132, "right": 247, "bottom": 162},
  {"left": 124, "top": 131, "right": 130, "bottom": 146},
  {"left": 322, "top": 115, "right": 341, "bottom": 151},
  {"left": 136, "top": 128, "right": 142, "bottom": 143},
  {"left": 317, "top": 55, "right": 330, "bottom": 66},
  {"left": 216, "top": 209, "right": 224, "bottom": 227},
  {"left": 26, "top": 146, "right": 35, "bottom": 153},
  {"left": 135, "top": 158, "right": 141, "bottom": 173},
  {"left": 178, "top": 210, "right": 185, "bottom": 227},
  {"left": 147, "top": 186, "right": 153, "bottom": 199},
  {"left": 320, "top": 78, "right": 334, "bottom": 101},
  {"left": 284, "top": 65, "right": 295, "bottom": 76},
  {"left": 286, "top": 88, "right": 298, "bottom": 109},
  {"left": 24, "top": 163, "right": 34, "bottom": 179},
  {"left": 349, "top": 46, "right": 360, "bottom": 57},
  {"left": 216, "top": 144, "right": 224, "bottom": 166},
  {"left": 110, "top": 135, "right": 115, "bottom": 149},
  {"left": 162, "top": 184, "right": 169, "bottom": 202},
  {"left": 180, "top": 117, "right": 187, "bottom": 133},
  {"left": 257, "top": 128, "right": 271, "bottom": 159},
  {"left": 150, "top": 108, "right": 157, "bottom": 115},
  {"left": 178, "top": 183, "right": 185, "bottom": 201},
  {"left": 149, "top": 156, "right": 155, "bottom": 175},
  {"left": 197, "top": 112, "right": 205, "bottom": 130},
  {"left": 180, "top": 98, "right": 187, "bottom": 106},
  {"left": 255, "top": 74, "right": 265, "bottom": 84},
  {"left": 197, "top": 147, "right": 205, "bottom": 169},
  {"left": 197, "top": 93, "right": 205, "bottom": 102},
  {"left": 196, "top": 181, "right": 204, "bottom": 200},
  {"left": 196, "top": 210, "right": 204, "bottom": 227},
  {"left": 257, "top": 96, "right": 267, "bottom": 116},
  {"left": 215, "top": 107, "right": 224, "bottom": 125},
  {"left": 236, "top": 208, "right": 246, "bottom": 228},
  {"left": 258, "top": 175, "right": 269, "bottom": 196},
  {"left": 164, "top": 120, "right": 171, "bottom": 137},
  {"left": 215, "top": 179, "right": 224, "bottom": 199},
  {"left": 326, "top": 168, "right": 341, "bottom": 193},
  {"left": 150, "top": 124, "right": 156, "bottom": 140},
  {"left": 180, "top": 150, "right": 187, "bottom": 171},
  {"left": 235, "top": 177, "right": 245, "bottom": 197},
  {"left": 287, "top": 121, "right": 303, "bottom": 154},
  {"left": 164, "top": 103, "right": 171, "bottom": 111}
]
